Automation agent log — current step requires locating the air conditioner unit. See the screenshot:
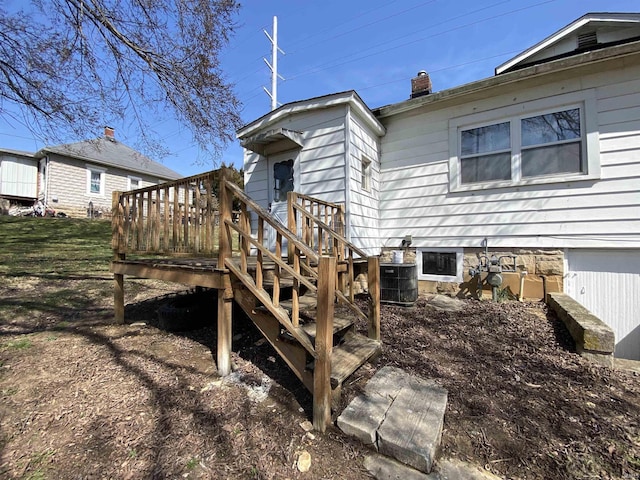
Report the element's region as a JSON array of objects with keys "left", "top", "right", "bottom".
[{"left": 380, "top": 263, "right": 418, "bottom": 306}]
